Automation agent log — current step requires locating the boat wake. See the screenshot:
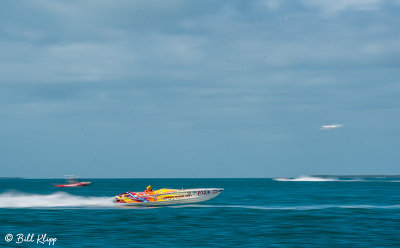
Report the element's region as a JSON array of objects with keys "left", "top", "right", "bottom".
[
  {"left": 0, "top": 191, "right": 115, "bottom": 208},
  {"left": 273, "top": 176, "right": 339, "bottom": 182},
  {"left": 273, "top": 175, "right": 400, "bottom": 182},
  {"left": 2, "top": 191, "right": 400, "bottom": 211}
]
